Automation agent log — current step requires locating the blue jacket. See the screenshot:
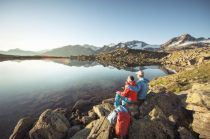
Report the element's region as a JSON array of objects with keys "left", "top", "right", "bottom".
[{"left": 128, "top": 78, "right": 149, "bottom": 100}]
